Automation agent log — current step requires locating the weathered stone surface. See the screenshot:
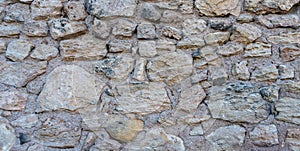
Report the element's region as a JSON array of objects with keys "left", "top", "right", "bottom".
[
  {"left": 4, "top": 3, "right": 29, "bottom": 22},
  {"left": 250, "top": 124, "right": 279, "bottom": 146},
  {"left": 244, "top": 0, "right": 300, "bottom": 14},
  {"left": 280, "top": 45, "right": 300, "bottom": 62},
  {"left": 64, "top": 1, "right": 86, "bottom": 21},
  {"left": 259, "top": 85, "right": 279, "bottom": 103},
  {"left": 210, "top": 65, "right": 228, "bottom": 86},
  {"left": 31, "top": 0, "right": 63, "bottom": 20},
  {"left": 182, "top": 18, "right": 207, "bottom": 35},
  {"left": 11, "top": 114, "right": 39, "bottom": 128},
  {"left": 177, "top": 36, "right": 206, "bottom": 49},
  {"left": 0, "top": 41, "right": 6, "bottom": 53},
  {"left": 35, "top": 112, "right": 81, "bottom": 148},
  {"left": 286, "top": 128, "right": 300, "bottom": 150},
  {"left": 204, "top": 32, "right": 230, "bottom": 45},
  {"left": 0, "top": 23, "right": 21, "bottom": 37},
  {"left": 91, "top": 18, "right": 111, "bottom": 39},
  {"left": 138, "top": 40, "right": 157, "bottom": 57},
  {"left": 104, "top": 115, "right": 144, "bottom": 142},
  {"left": 37, "top": 65, "right": 103, "bottom": 112},
  {"left": 162, "top": 26, "right": 182, "bottom": 40},
  {"left": 258, "top": 14, "right": 299, "bottom": 28},
  {"left": 60, "top": 34, "right": 107, "bottom": 61},
  {"left": 209, "top": 19, "right": 233, "bottom": 31},
  {"left": 6, "top": 39, "right": 34, "bottom": 61},
  {"left": 30, "top": 44, "right": 58, "bottom": 61},
  {"left": 190, "top": 125, "right": 204, "bottom": 136},
  {"left": 244, "top": 42, "right": 272, "bottom": 57},
  {"left": 195, "top": 0, "right": 242, "bottom": 16},
  {"left": 125, "top": 128, "right": 185, "bottom": 151},
  {"left": 23, "top": 20, "right": 48, "bottom": 37},
  {"left": 176, "top": 84, "right": 206, "bottom": 113},
  {"left": 251, "top": 64, "right": 278, "bottom": 81},
  {"left": 231, "top": 24, "right": 262, "bottom": 43},
  {"left": 48, "top": 18, "right": 87, "bottom": 40},
  {"left": 156, "top": 38, "right": 176, "bottom": 51},
  {"left": 193, "top": 46, "right": 219, "bottom": 66},
  {"left": 132, "top": 57, "right": 146, "bottom": 81},
  {"left": 279, "top": 65, "right": 294, "bottom": 80},
  {"left": 275, "top": 97, "right": 300, "bottom": 124},
  {"left": 178, "top": 0, "right": 194, "bottom": 14},
  {"left": 237, "top": 13, "right": 254, "bottom": 23},
  {"left": 160, "top": 10, "right": 182, "bottom": 23},
  {"left": 233, "top": 61, "right": 250, "bottom": 80},
  {"left": 0, "top": 117, "right": 16, "bottom": 151},
  {"left": 0, "top": 61, "right": 47, "bottom": 87},
  {"left": 108, "top": 39, "right": 132, "bottom": 53},
  {"left": 88, "top": 130, "right": 122, "bottom": 150},
  {"left": 206, "top": 125, "right": 246, "bottom": 151},
  {"left": 0, "top": 89, "right": 28, "bottom": 111},
  {"left": 86, "top": 0, "right": 137, "bottom": 18},
  {"left": 217, "top": 42, "right": 244, "bottom": 56},
  {"left": 147, "top": 51, "right": 193, "bottom": 85},
  {"left": 137, "top": 23, "right": 156, "bottom": 39},
  {"left": 268, "top": 32, "right": 300, "bottom": 44},
  {"left": 114, "top": 82, "right": 171, "bottom": 115},
  {"left": 95, "top": 54, "right": 134, "bottom": 80},
  {"left": 112, "top": 19, "right": 136, "bottom": 37},
  {"left": 207, "top": 82, "right": 269, "bottom": 123},
  {"left": 140, "top": 3, "right": 161, "bottom": 21}
]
